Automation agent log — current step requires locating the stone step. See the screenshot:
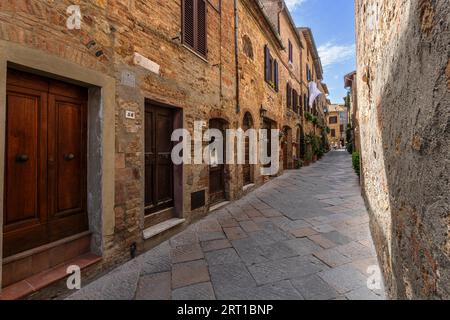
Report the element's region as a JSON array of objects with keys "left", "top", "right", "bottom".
[
  {"left": 209, "top": 201, "right": 230, "bottom": 212},
  {"left": 143, "top": 218, "right": 186, "bottom": 240}
]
